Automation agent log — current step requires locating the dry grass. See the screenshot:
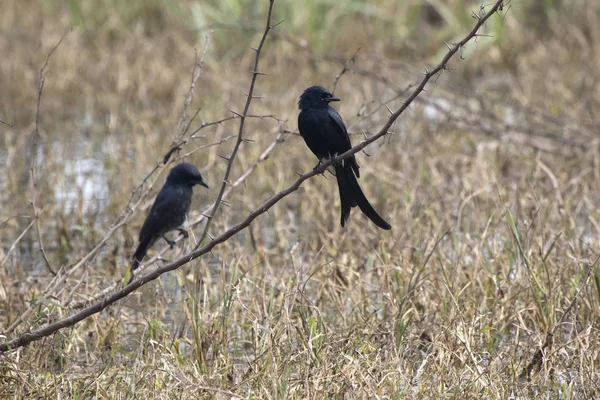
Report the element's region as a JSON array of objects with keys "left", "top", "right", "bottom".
[{"left": 1, "top": 0, "right": 600, "bottom": 398}]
